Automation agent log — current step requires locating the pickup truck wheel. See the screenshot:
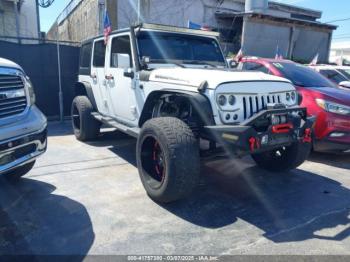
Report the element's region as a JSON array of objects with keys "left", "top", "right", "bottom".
[
  {"left": 4, "top": 161, "right": 36, "bottom": 181},
  {"left": 137, "top": 117, "right": 200, "bottom": 203},
  {"left": 252, "top": 142, "right": 311, "bottom": 172},
  {"left": 71, "top": 96, "right": 100, "bottom": 141}
]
